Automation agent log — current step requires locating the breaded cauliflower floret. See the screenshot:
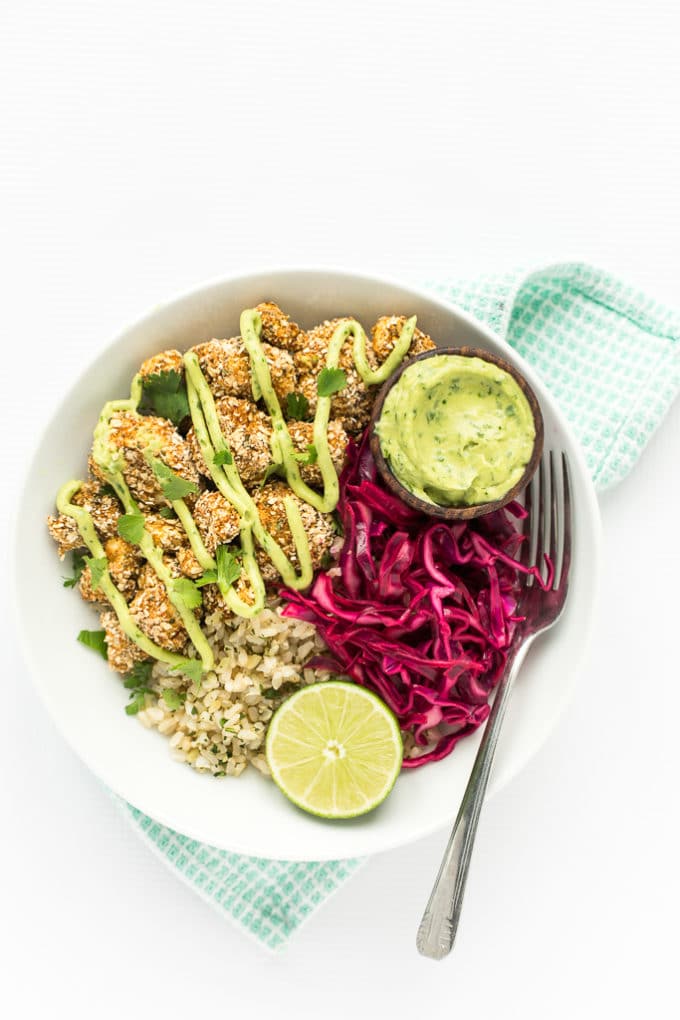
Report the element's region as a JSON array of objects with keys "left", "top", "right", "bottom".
[
  {"left": 254, "top": 302, "right": 305, "bottom": 352},
  {"left": 253, "top": 481, "right": 335, "bottom": 585},
  {"left": 371, "top": 316, "right": 436, "bottom": 362},
  {"left": 129, "top": 567, "right": 187, "bottom": 653},
  {"left": 78, "top": 535, "right": 142, "bottom": 604},
  {"left": 139, "top": 349, "right": 184, "bottom": 378},
  {"left": 143, "top": 512, "right": 187, "bottom": 551},
  {"left": 192, "top": 337, "right": 297, "bottom": 407},
  {"left": 287, "top": 420, "right": 348, "bottom": 489},
  {"left": 100, "top": 610, "right": 151, "bottom": 675},
  {"left": 192, "top": 490, "right": 241, "bottom": 555},
  {"left": 293, "top": 318, "right": 377, "bottom": 436},
  {"left": 89, "top": 412, "right": 198, "bottom": 510},
  {"left": 186, "top": 396, "right": 272, "bottom": 488},
  {"left": 47, "top": 482, "right": 121, "bottom": 558},
  {"left": 176, "top": 546, "right": 204, "bottom": 579}
]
